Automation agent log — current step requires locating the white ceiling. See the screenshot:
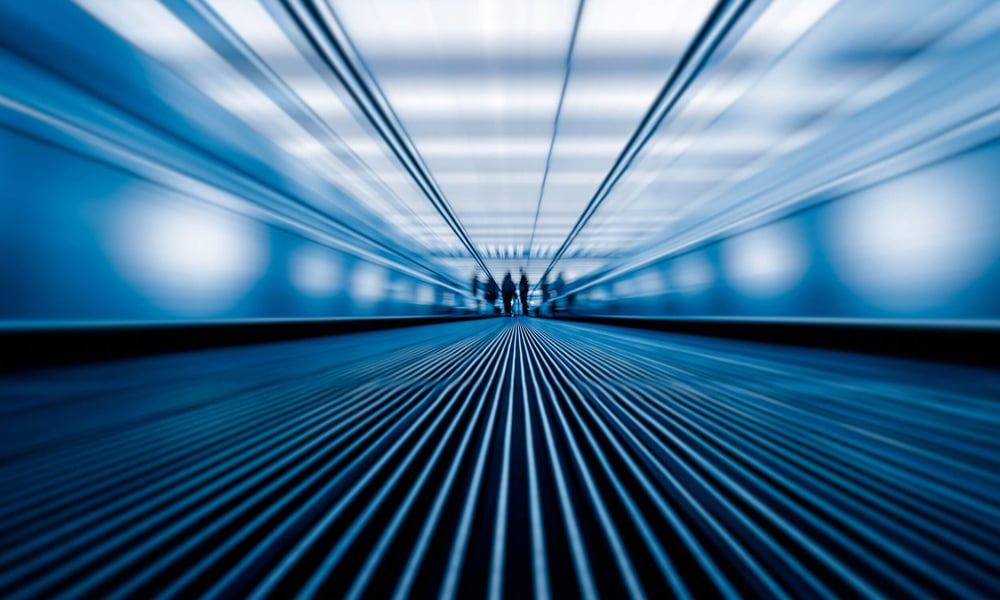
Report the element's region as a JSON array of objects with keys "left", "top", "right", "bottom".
[{"left": 74, "top": 0, "right": 1000, "bottom": 290}]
